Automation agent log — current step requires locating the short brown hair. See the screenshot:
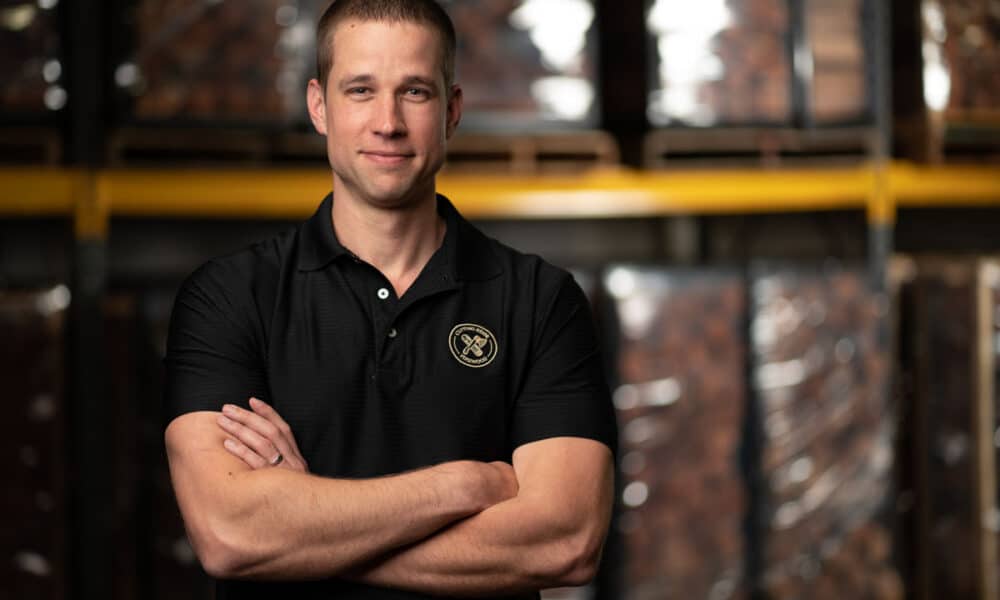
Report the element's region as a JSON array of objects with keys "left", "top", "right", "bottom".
[{"left": 315, "top": 0, "right": 457, "bottom": 90}]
